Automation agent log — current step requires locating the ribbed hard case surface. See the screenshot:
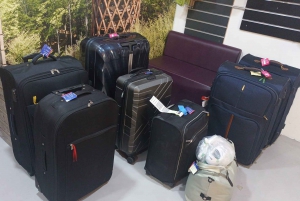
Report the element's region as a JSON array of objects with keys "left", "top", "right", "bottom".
[
  {"left": 81, "top": 32, "right": 150, "bottom": 98},
  {"left": 115, "top": 69, "right": 172, "bottom": 163}
]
